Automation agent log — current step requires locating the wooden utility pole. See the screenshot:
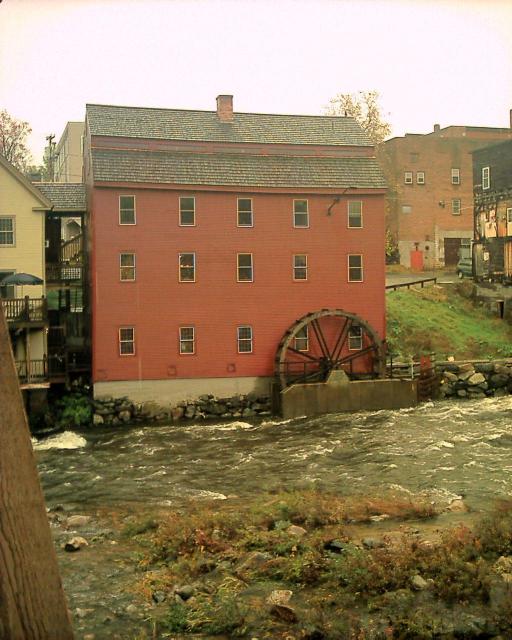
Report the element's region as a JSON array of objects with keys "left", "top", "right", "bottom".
[{"left": 0, "top": 306, "right": 74, "bottom": 639}]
